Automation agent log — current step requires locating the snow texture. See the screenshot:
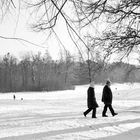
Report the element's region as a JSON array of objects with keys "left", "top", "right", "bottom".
[{"left": 0, "top": 83, "right": 140, "bottom": 140}]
